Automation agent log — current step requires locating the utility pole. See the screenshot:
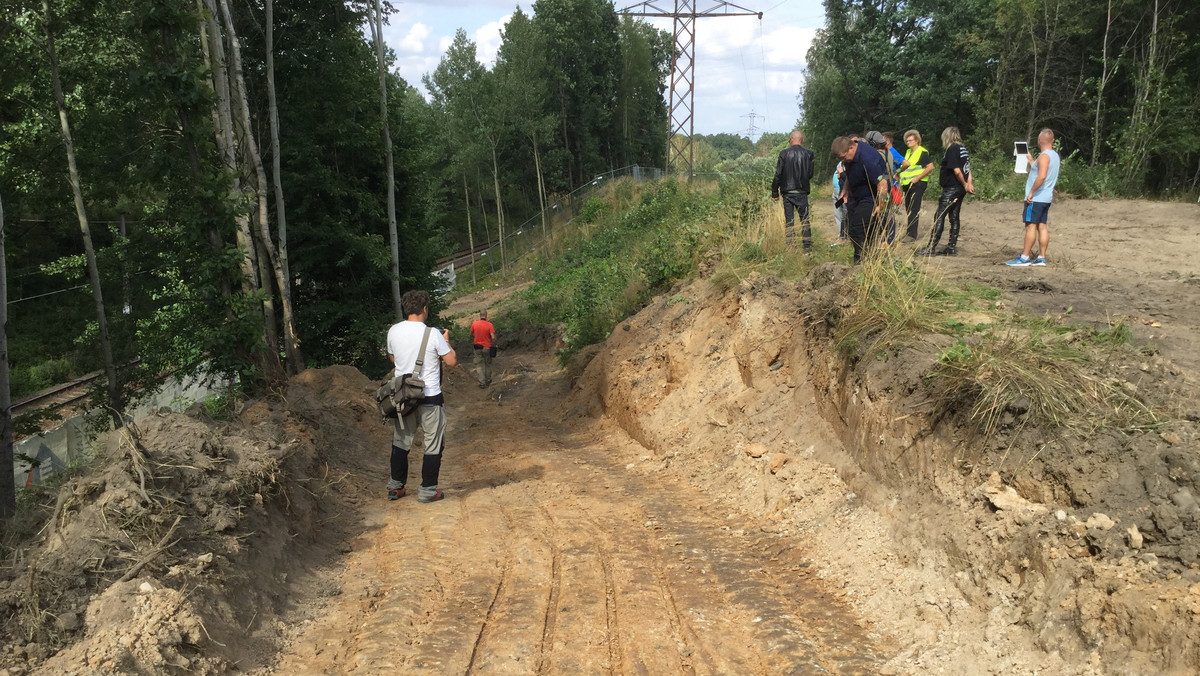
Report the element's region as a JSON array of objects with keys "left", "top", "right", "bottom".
[
  {"left": 741, "top": 109, "right": 763, "bottom": 140},
  {"left": 618, "top": 0, "right": 761, "bottom": 178}
]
